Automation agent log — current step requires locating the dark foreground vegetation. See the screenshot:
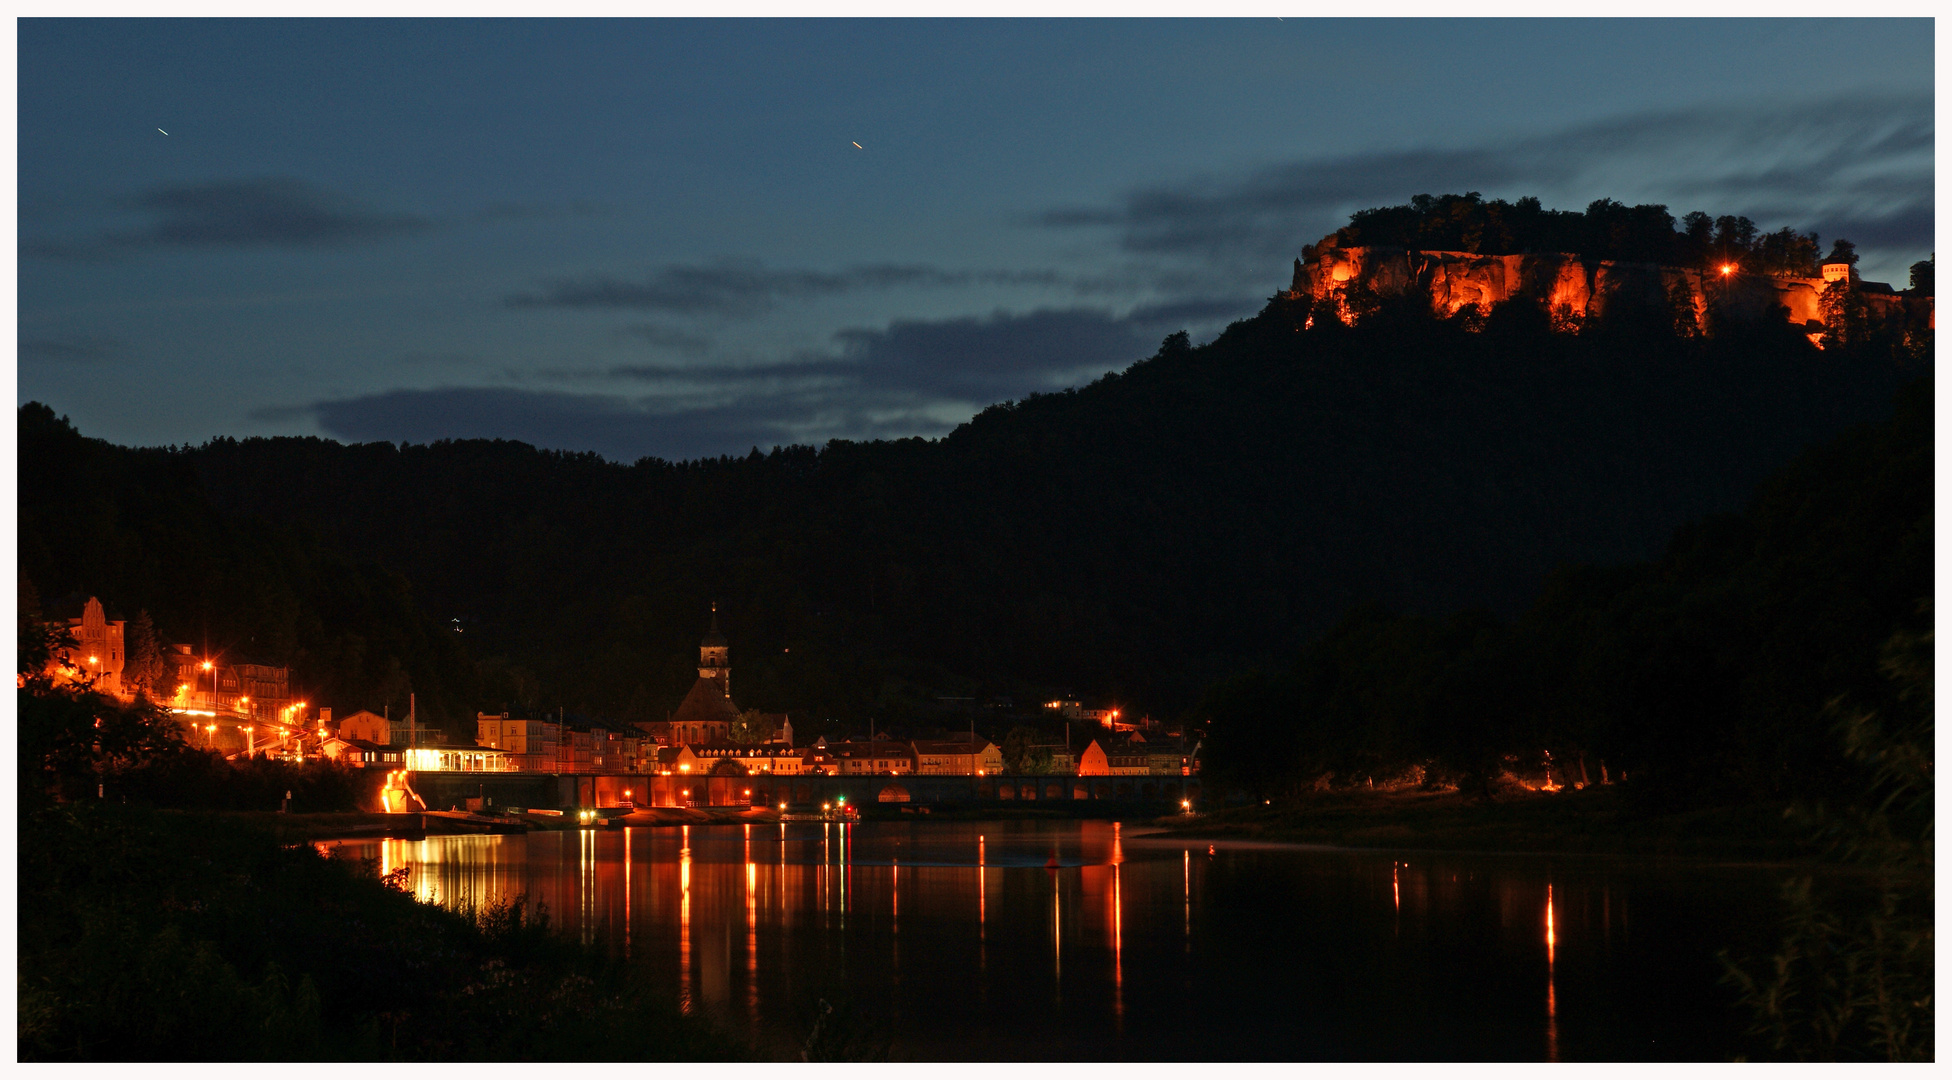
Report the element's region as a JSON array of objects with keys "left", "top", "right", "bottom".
[
  {"left": 15, "top": 629, "right": 739, "bottom": 1061},
  {"left": 17, "top": 805, "right": 738, "bottom": 1061}
]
